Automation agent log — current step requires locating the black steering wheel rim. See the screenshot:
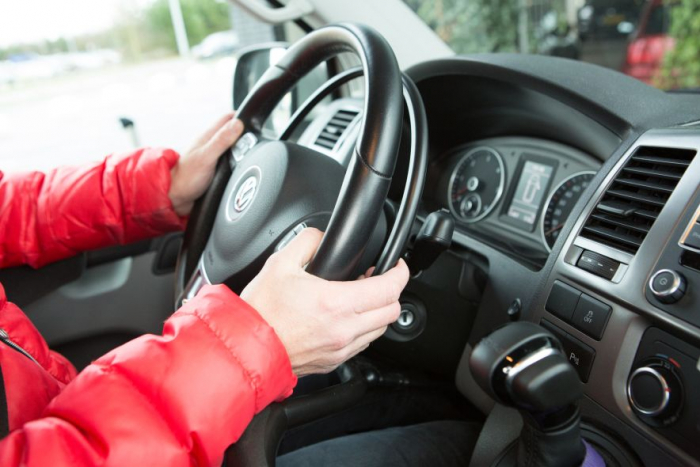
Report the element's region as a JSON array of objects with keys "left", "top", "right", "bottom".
[{"left": 175, "top": 23, "right": 406, "bottom": 304}]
